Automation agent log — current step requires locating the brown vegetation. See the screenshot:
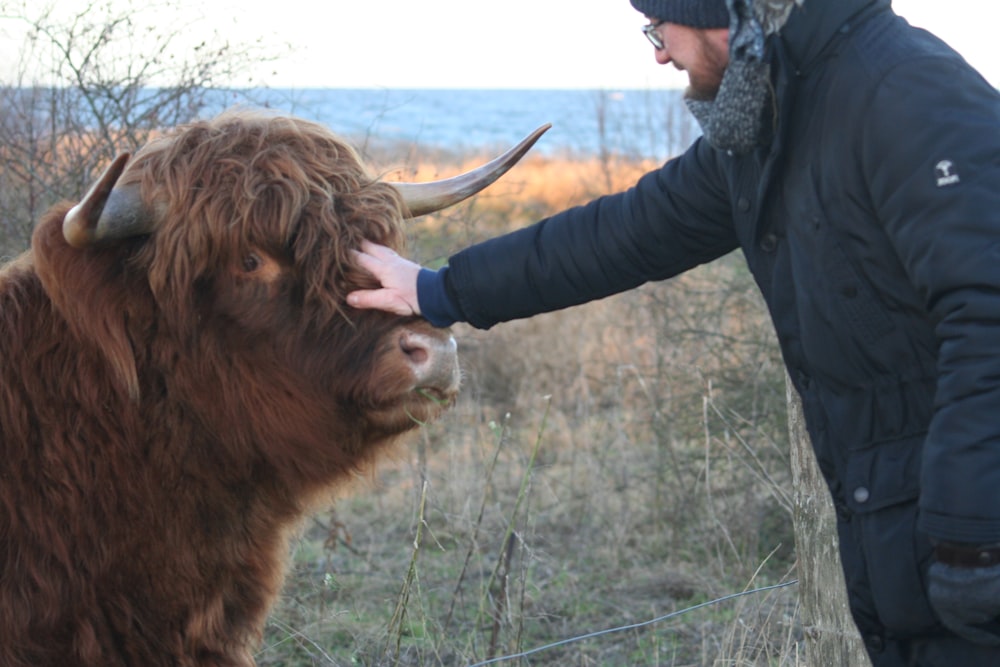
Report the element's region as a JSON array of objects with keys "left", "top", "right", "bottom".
[
  {"left": 257, "top": 150, "right": 799, "bottom": 666},
  {"left": 0, "top": 107, "right": 797, "bottom": 661}
]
